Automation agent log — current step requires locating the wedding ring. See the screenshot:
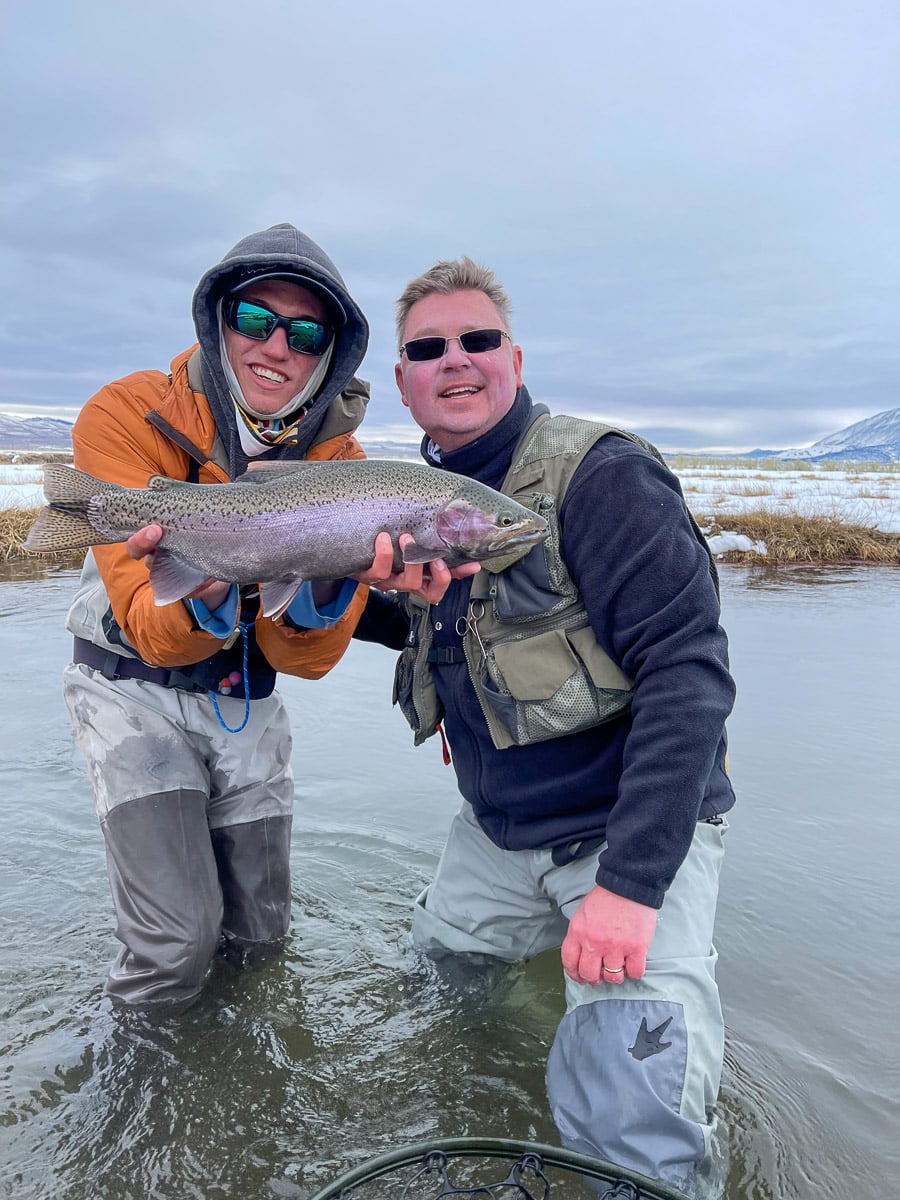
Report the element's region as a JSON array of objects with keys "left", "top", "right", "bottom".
[{"left": 603, "top": 964, "right": 625, "bottom": 974}]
